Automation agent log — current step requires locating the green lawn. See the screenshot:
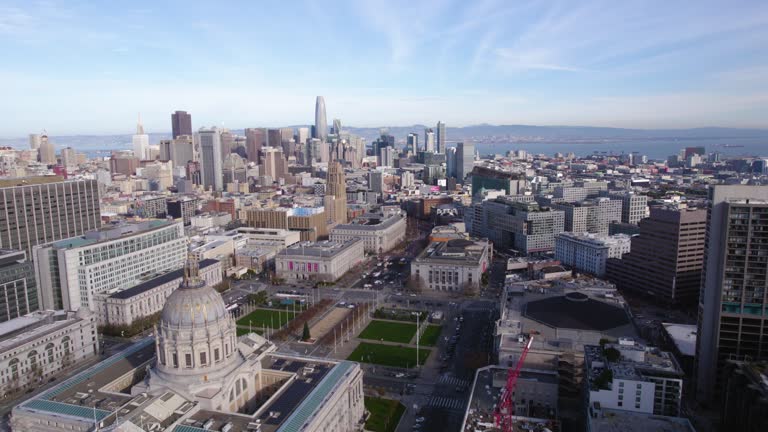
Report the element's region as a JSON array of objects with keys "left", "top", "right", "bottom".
[
  {"left": 236, "top": 327, "right": 264, "bottom": 336},
  {"left": 358, "top": 320, "right": 417, "bottom": 344},
  {"left": 365, "top": 397, "right": 405, "bottom": 432},
  {"left": 236, "top": 308, "right": 297, "bottom": 328},
  {"left": 348, "top": 342, "right": 430, "bottom": 368},
  {"left": 418, "top": 325, "right": 442, "bottom": 347}
]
